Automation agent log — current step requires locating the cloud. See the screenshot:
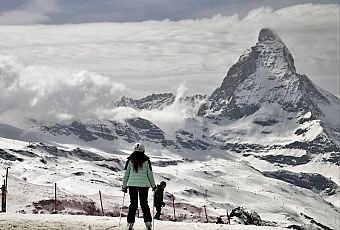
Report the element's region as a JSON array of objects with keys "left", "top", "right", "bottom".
[
  {"left": 0, "top": 4, "right": 337, "bottom": 97},
  {"left": 98, "top": 83, "right": 201, "bottom": 133},
  {"left": 0, "top": 3, "right": 338, "bottom": 126},
  {"left": 0, "top": 55, "right": 125, "bottom": 125},
  {"left": 0, "top": 0, "right": 59, "bottom": 25}
]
